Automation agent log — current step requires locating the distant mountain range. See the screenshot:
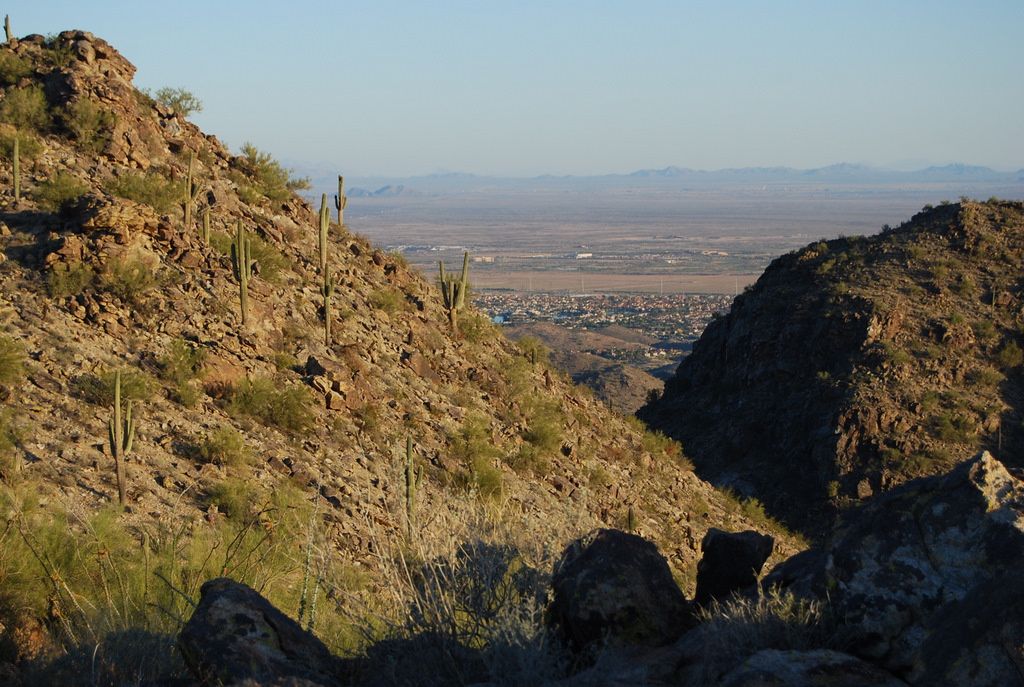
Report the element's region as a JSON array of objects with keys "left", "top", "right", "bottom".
[{"left": 312, "top": 163, "right": 1023, "bottom": 200}]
